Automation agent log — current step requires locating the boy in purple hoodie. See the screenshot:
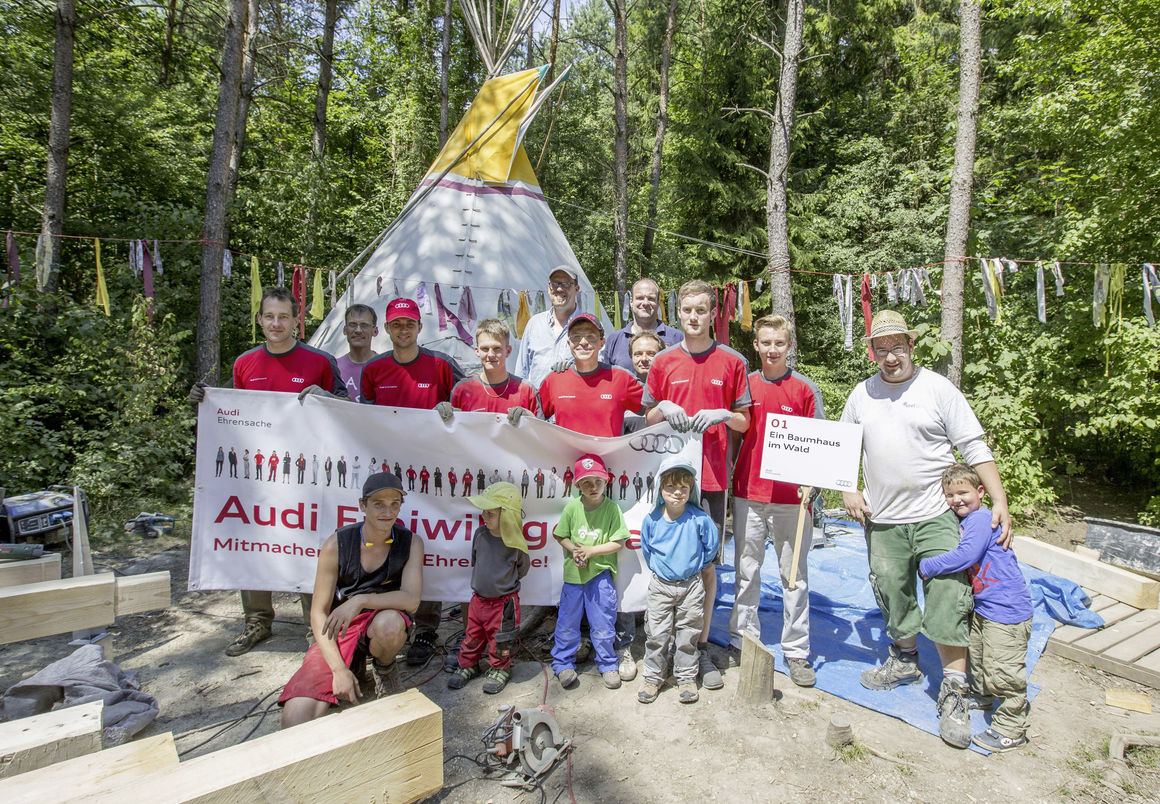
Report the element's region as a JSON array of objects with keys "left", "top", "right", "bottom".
[{"left": 919, "top": 463, "right": 1033, "bottom": 752}]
